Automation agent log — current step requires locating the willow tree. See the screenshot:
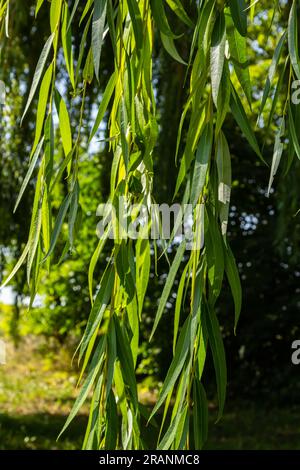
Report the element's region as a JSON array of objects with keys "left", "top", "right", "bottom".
[{"left": 0, "top": 0, "right": 298, "bottom": 450}]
